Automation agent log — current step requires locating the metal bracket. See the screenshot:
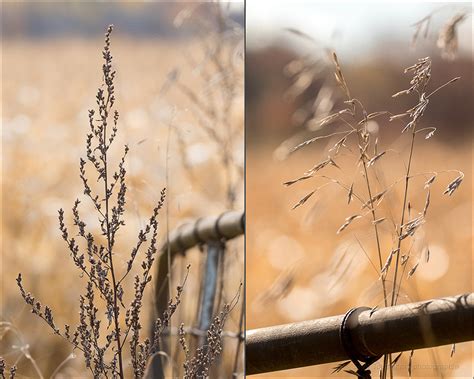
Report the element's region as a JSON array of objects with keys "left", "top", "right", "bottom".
[
  {"left": 340, "top": 307, "right": 381, "bottom": 379},
  {"left": 192, "top": 217, "right": 206, "bottom": 252}
]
